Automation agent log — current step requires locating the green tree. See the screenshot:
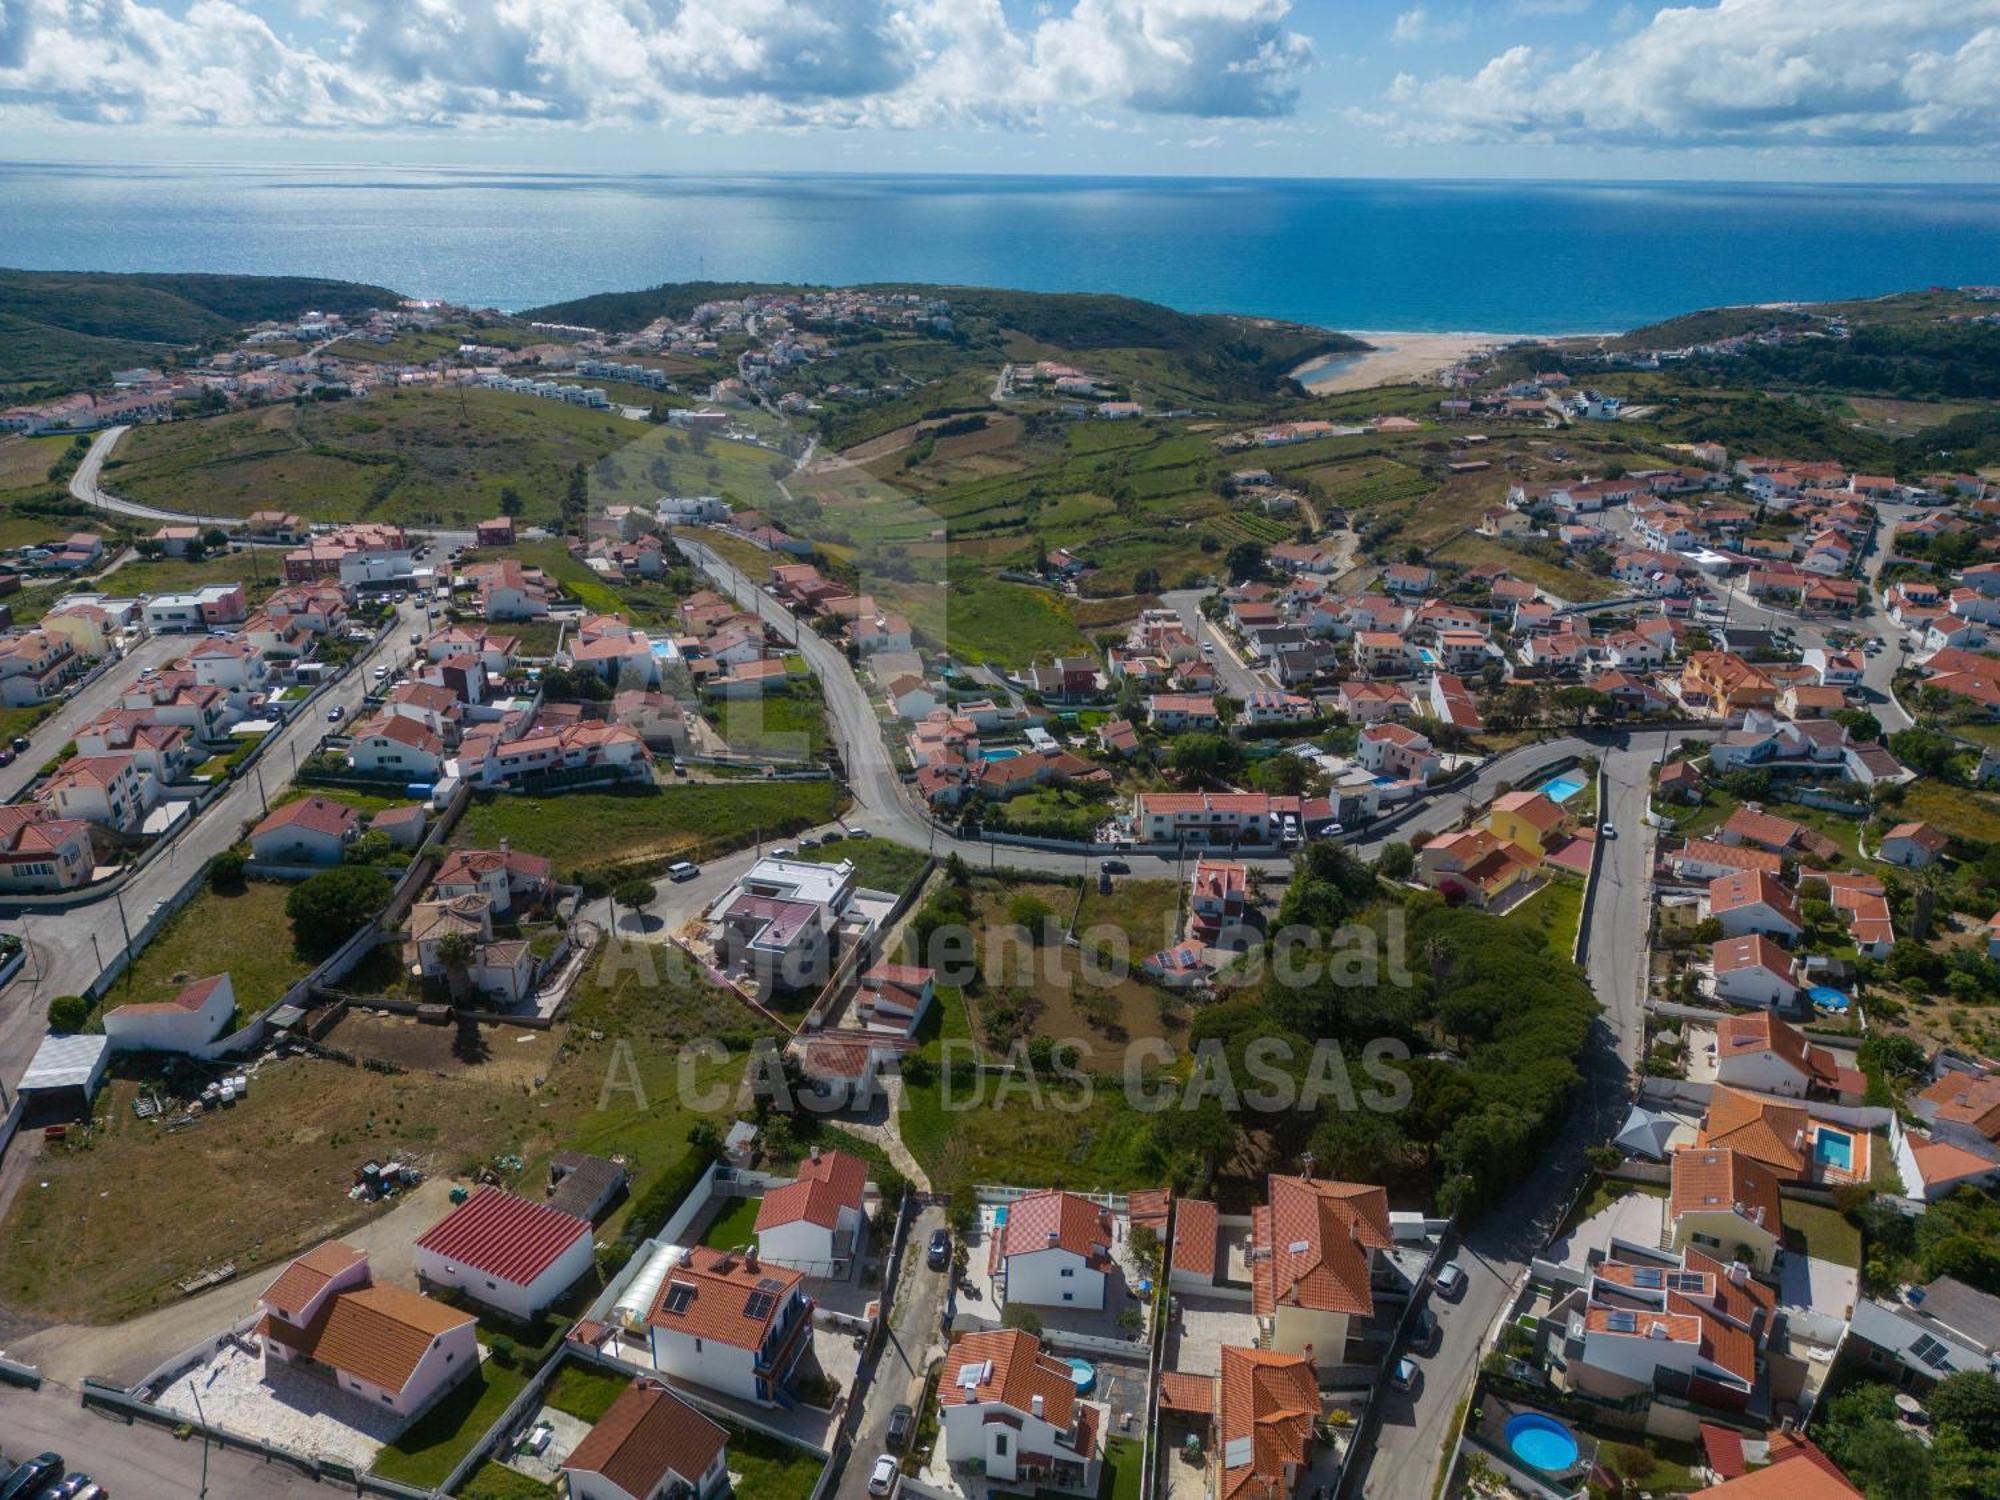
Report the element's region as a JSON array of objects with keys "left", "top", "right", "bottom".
[
  {"left": 497, "top": 485, "right": 525, "bottom": 517},
  {"left": 286, "top": 865, "right": 394, "bottom": 956},
  {"left": 47, "top": 994, "right": 89, "bottom": 1033},
  {"left": 433, "top": 928, "right": 479, "bottom": 1002},
  {"left": 1168, "top": 732, "right": 1243, "bottom": 785},
  {"left": 1378, "top": 841, "right": 1415, "bottom": 880},
  {"left": 613, "top": 877, "right": 658, "bottom": 916},
  {"left": 1224, "top": 541, "right": 1268, "bottom": 583},
  {"left": 1929, "top": 1370, "right": 2000, "bottom": 1448}
]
